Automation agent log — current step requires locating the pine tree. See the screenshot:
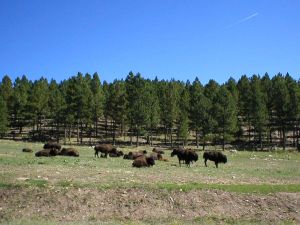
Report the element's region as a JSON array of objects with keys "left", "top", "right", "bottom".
[
  {"left": 11, "top": 75, "right": 31, "bottom": 134},
  {"left": 145, "top": 80, "right": 160, "bottom": 146},
  {"left": 250, "top": 75, "right": 268, "bottom": 150},
  {"left": 125, "top": 72, "right": 150, "bottom": 146},
  {"left": 214, "top": 86, "right": 238, "bottom": 150},
  {"left": 164, "top": 80, "right": 180, "bottom": 147},
  {"left": 285, "top": 74, "right": 300, "bottom": 148},
  {"left": 102, "top": 81, "right": 110, "bottom": 138},
  {"left": 204, "top": 80, "right": 220, "bottom": 146},
  {"left": 0, "top": 95, "right": 8, "bottom": 136},
  {"left": 237, "top": 75, "right": 252, "bottom": 142},
  {"left": 48, "top": 79, "right": 65, "bottom": 141},
  {"left": 108, "top": 80, "right": 127, "bottom": 145},
  {"left": 190, "top": 78, "right": 215, "bottom": 149},
  {"left": 177, "top": 83, "right": 190, "bottom": 146},
  {"left": 0, "top": 75, "right": 13, "bottom": 113},
  {"left": 272, "top": 74, "right": 290, "bottom": 150},
  {"left": 90, "top": 72, "right": 104, "bottom": 139},
  {"left": 28, "top": 77, "right": 49, "bottom": 139},
  {"left": 261, "top": 73, "right": 274, "bottom": 145}
]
